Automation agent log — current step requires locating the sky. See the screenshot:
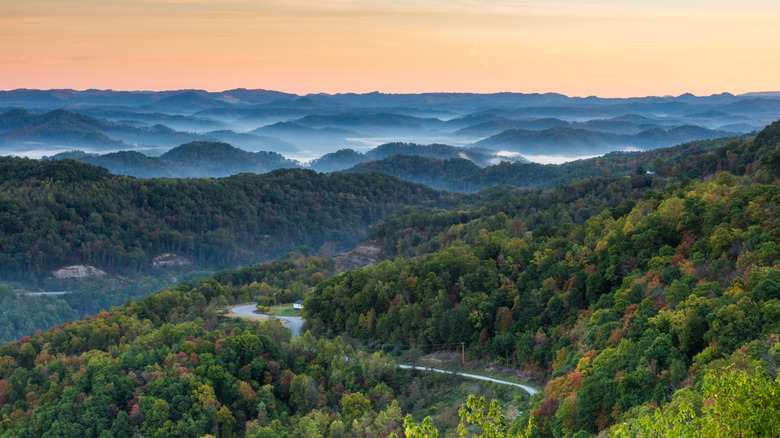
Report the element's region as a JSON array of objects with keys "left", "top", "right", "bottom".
[{"left": 2, "top": 0, "right": 779, "bottom": 97}]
